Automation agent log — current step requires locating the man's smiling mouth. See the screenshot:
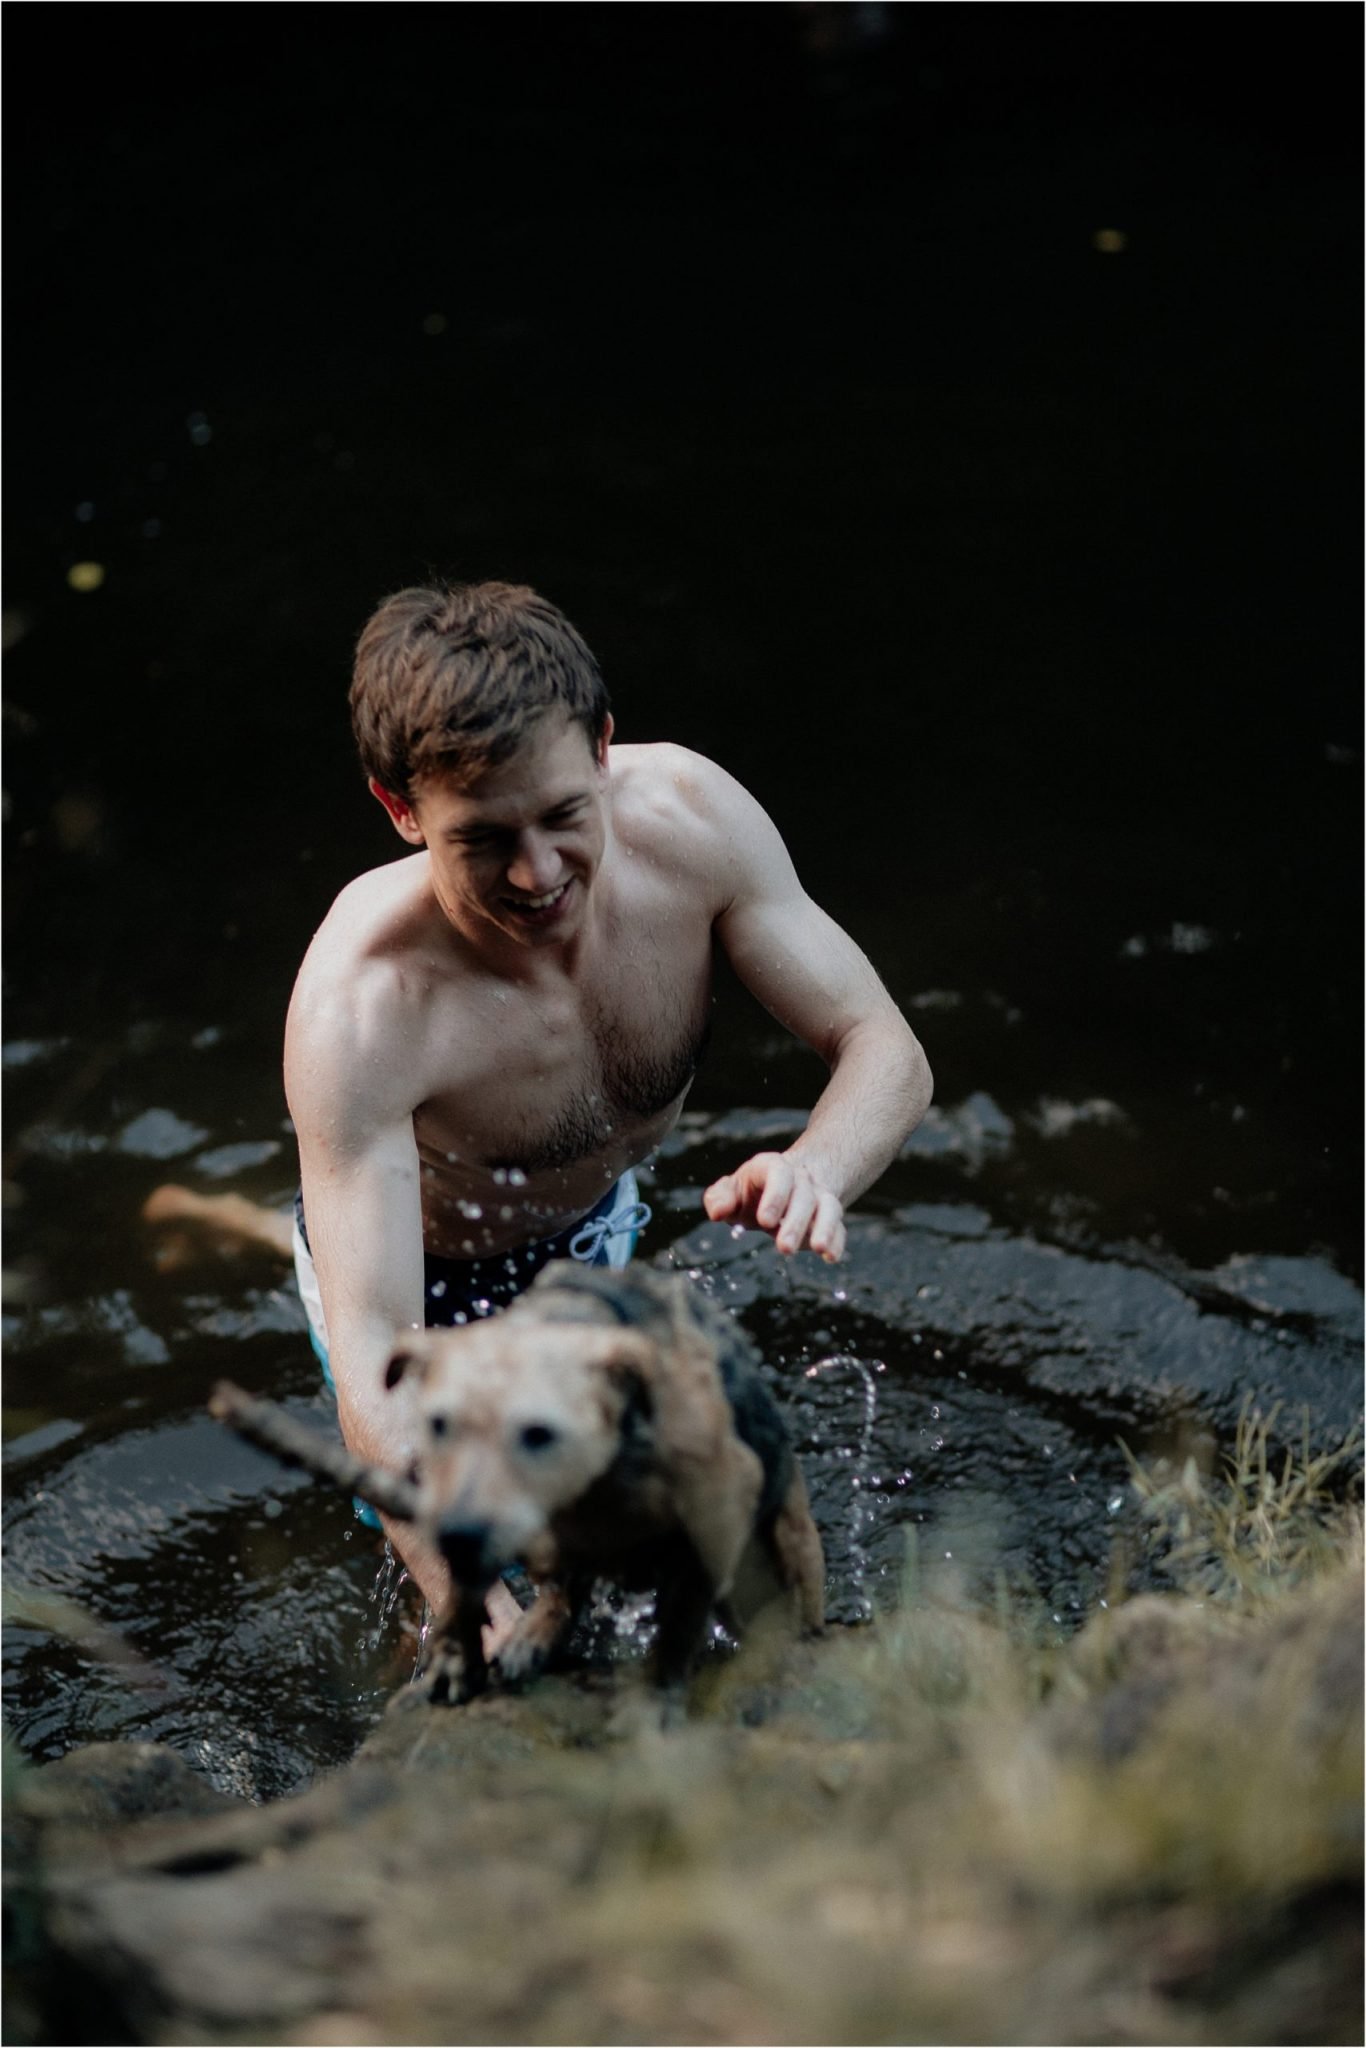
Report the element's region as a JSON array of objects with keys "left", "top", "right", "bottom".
[{"left": 504, "top": 881, "right": 571, "bottom": 917}]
